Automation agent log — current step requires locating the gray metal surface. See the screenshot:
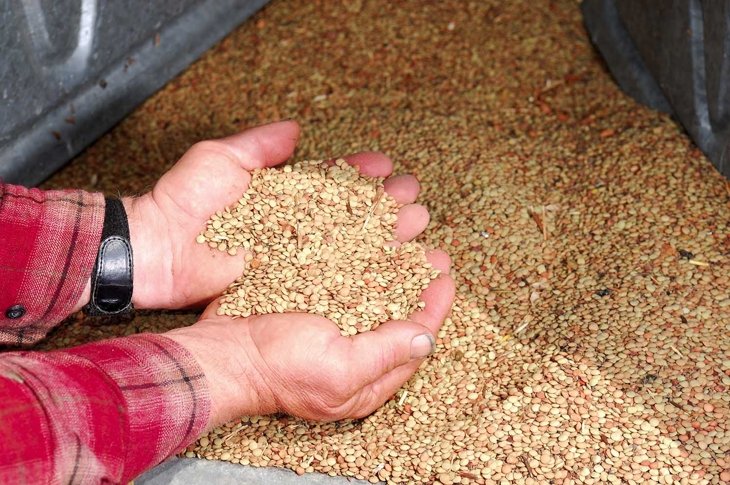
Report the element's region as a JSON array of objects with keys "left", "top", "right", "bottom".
[
  {"left": 582, "top": 0, "right": 730, "bottom": 178},
  {"left": 0, "top": 0, "right": 269, "bottom": 186},
  {"left": 137, "top": 458, "right": 372, "bottom": 485}
]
